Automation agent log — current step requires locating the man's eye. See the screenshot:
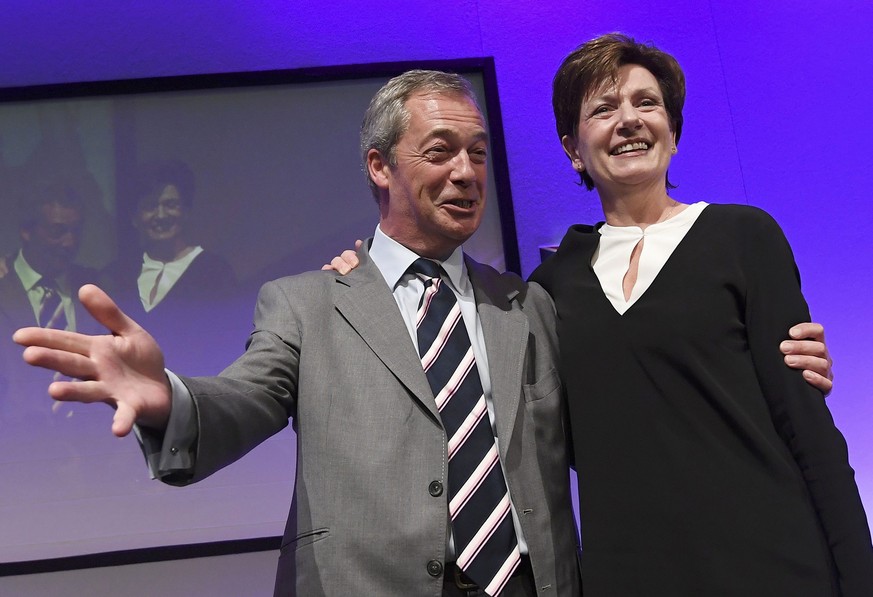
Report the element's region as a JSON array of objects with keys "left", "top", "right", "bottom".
[{"left": 470, "top": 149, "right": 488, "bottom": 163}]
